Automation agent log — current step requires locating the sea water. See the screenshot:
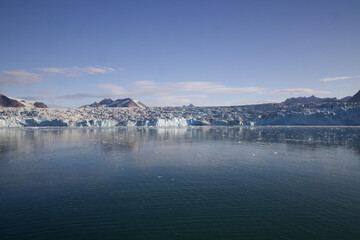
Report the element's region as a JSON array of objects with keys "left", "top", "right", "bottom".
[{"left": 0, "top": 127, "right": 359, "bottom": 239}]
